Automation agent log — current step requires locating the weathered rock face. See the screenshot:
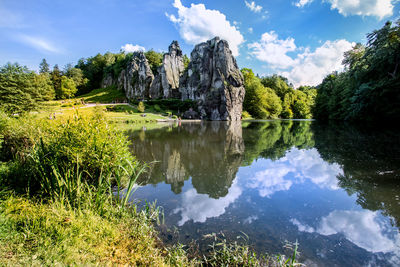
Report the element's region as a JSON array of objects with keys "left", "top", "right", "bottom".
[
  {"left": 150, "top": 41, "right": 185, "bottom": 99},
  {"left": 179, "top": 37, "right": 245, "bottom": 121},
  {"left": 101, "top": 52, "right": 154, "bottom": 99},
  {"left": 123, "top": 52, "right": 154, "bottom": 99},
  {"left": 101, "top": 38, "right": 244, "bottom": 121}
]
